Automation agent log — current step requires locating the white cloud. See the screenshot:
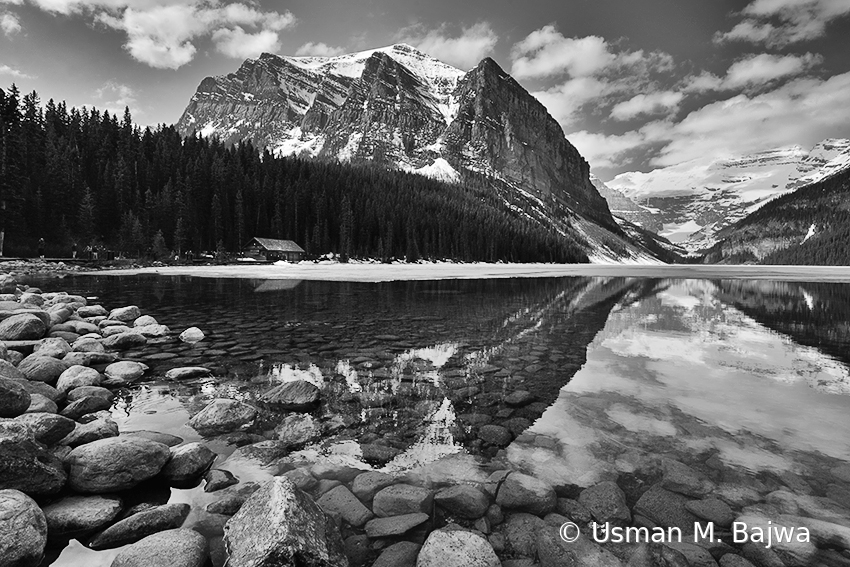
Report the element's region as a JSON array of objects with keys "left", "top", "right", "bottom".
[
  {"left": 511, "top": 26, "right": 613, "bottom": 79},
  {"left": 295, "top": 42, "right": 345, "bottom": 57},
  {"left": 397, "top": 21, "right": 498, "bottom": 70},
  {"left": 0, "top": 63, "right": 33, "bottom": 78},
  {"left": 685, "top": 53, "right": 822, "bottom": 93},
  {"left": 716, "top": 0, "right": 850, "bottom": 46},
  {"left": 96, "top": 79, "right": 136, "bottom": 106},
  {"left": 19, "top": 0, "right": 295, "bottom": 69},
  {"left": 610, "top": 91, "right": 684, "bottom": 121},
  {"left": 567, "top": 129, "right": 650, "bottom": 170},
  {"left": 1, "top": 12, "right": 21, "bottom": 35}
]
